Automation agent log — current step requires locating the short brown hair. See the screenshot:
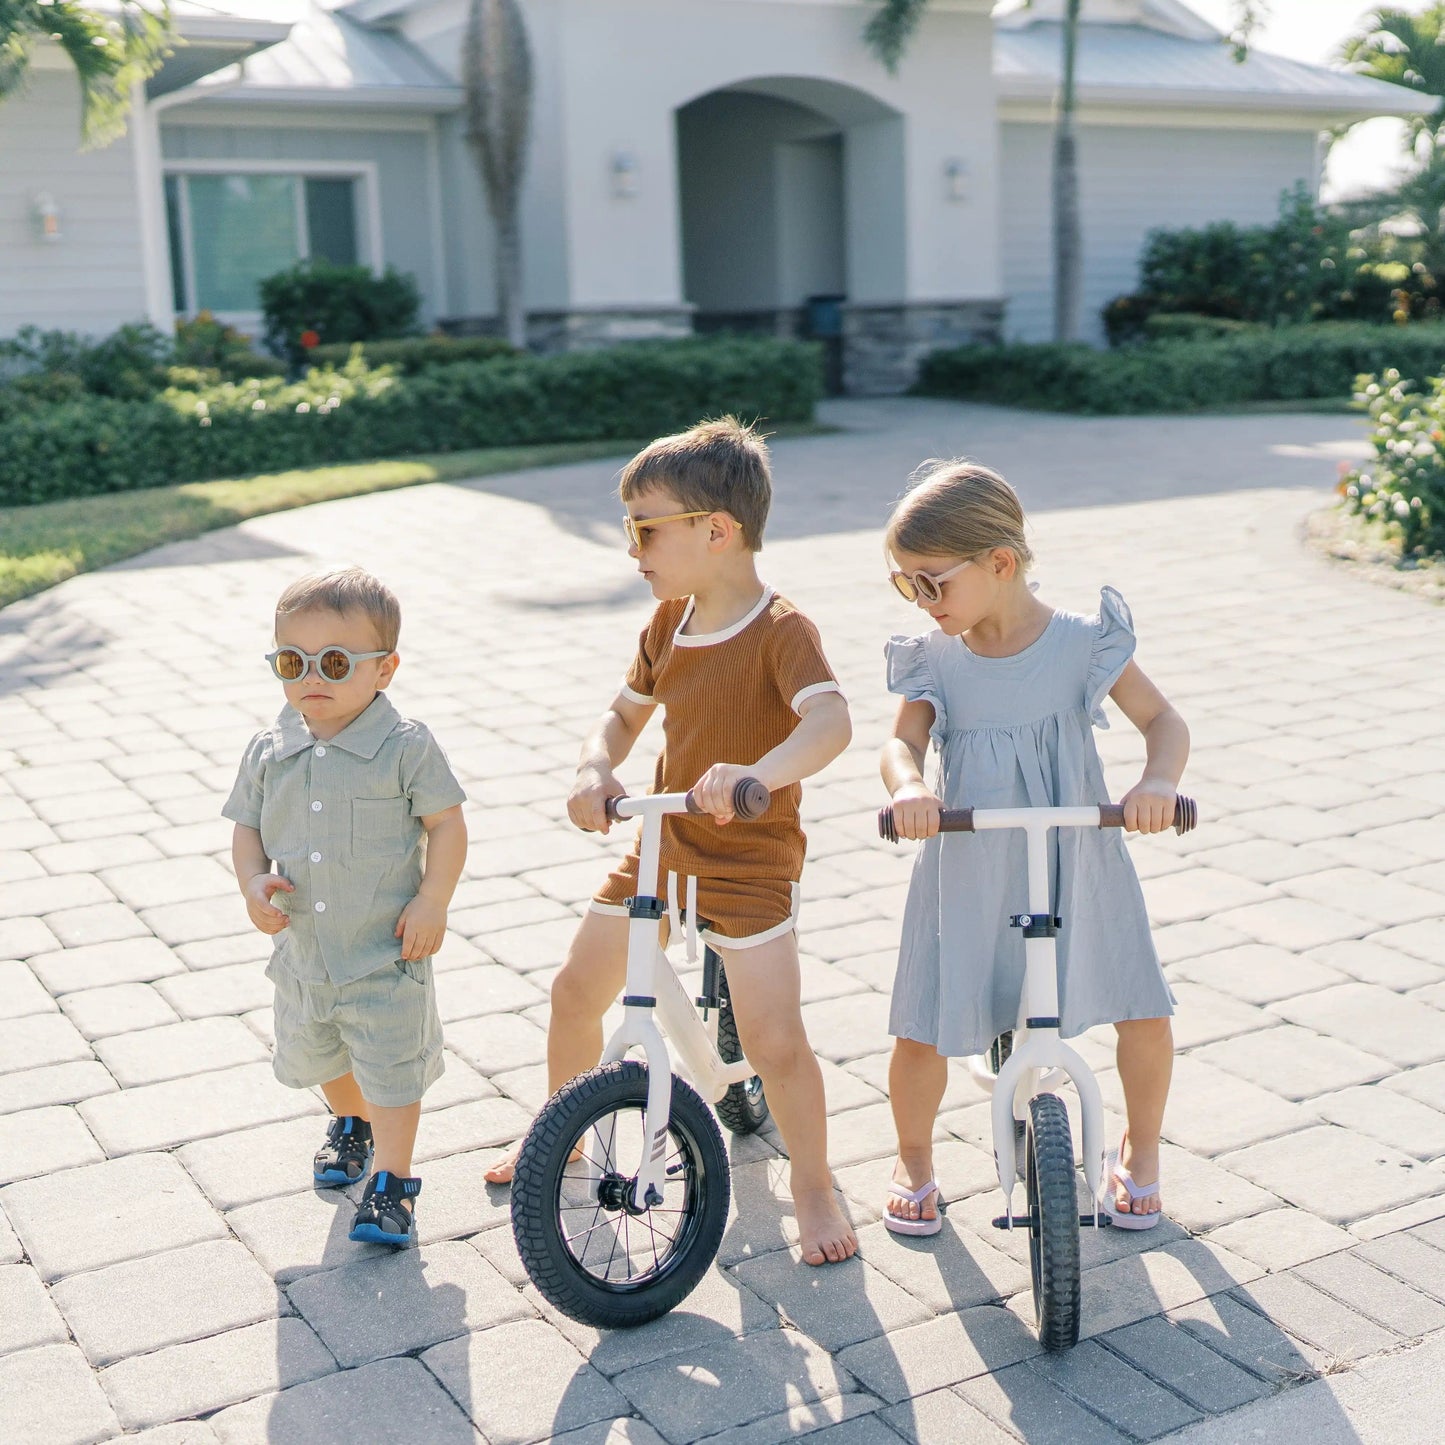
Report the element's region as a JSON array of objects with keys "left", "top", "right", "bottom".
[
  {"left": 885, "top": 460, "right": 1034, "bottom": 572},
  {"left": 274, "top": 567, "right": 401, "bottom": 651},
  {"left": 618, "top": 416, "right": 772, "bottom": 550}
]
